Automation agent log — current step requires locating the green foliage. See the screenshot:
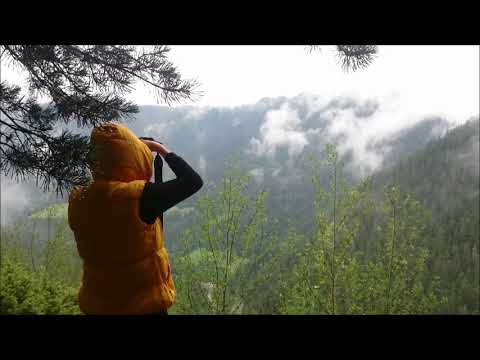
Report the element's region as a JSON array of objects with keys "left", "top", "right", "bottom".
[
  {"left": 0, "top": 246, "right": 80, "bottom": 315},
  {"left": 280, "top": 145, "right": 366, "bottom": 314},
  {"left": 0, "top": 207, "right": 82, "bottom": 315},
  {"left": 171, "top": 162, "right": 276, "bottom": 314},
  {"left": 30, "top": 203, "right": 68, "bottom": 220},
  {"left": 1, "top": 123, "right": 478, "bottom": 314},
  {"left": 370, "top": 186, "right": 443, "bottom": 313},
  {"left": 279, "top": 145, "right": 443, "bottom": 314},
  {"left": 170, "top": 144, "right": 446, "bottom": 315},
  {"left": 373, "top": 118, "right": 480, "bottom": 313}
]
